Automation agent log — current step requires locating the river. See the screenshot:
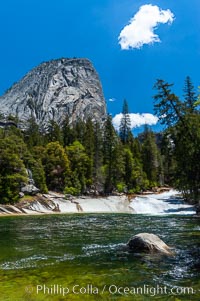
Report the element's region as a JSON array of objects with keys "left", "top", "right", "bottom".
[{"left": 0, "top": 192, "right": 199, "bottom": 301}]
